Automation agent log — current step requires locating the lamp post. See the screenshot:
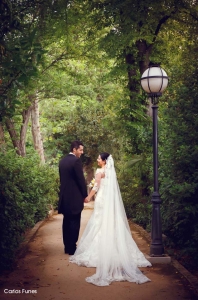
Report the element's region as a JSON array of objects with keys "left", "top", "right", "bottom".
[{"left": 141, "top": 64, "right": 168, "bottom": 256}]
